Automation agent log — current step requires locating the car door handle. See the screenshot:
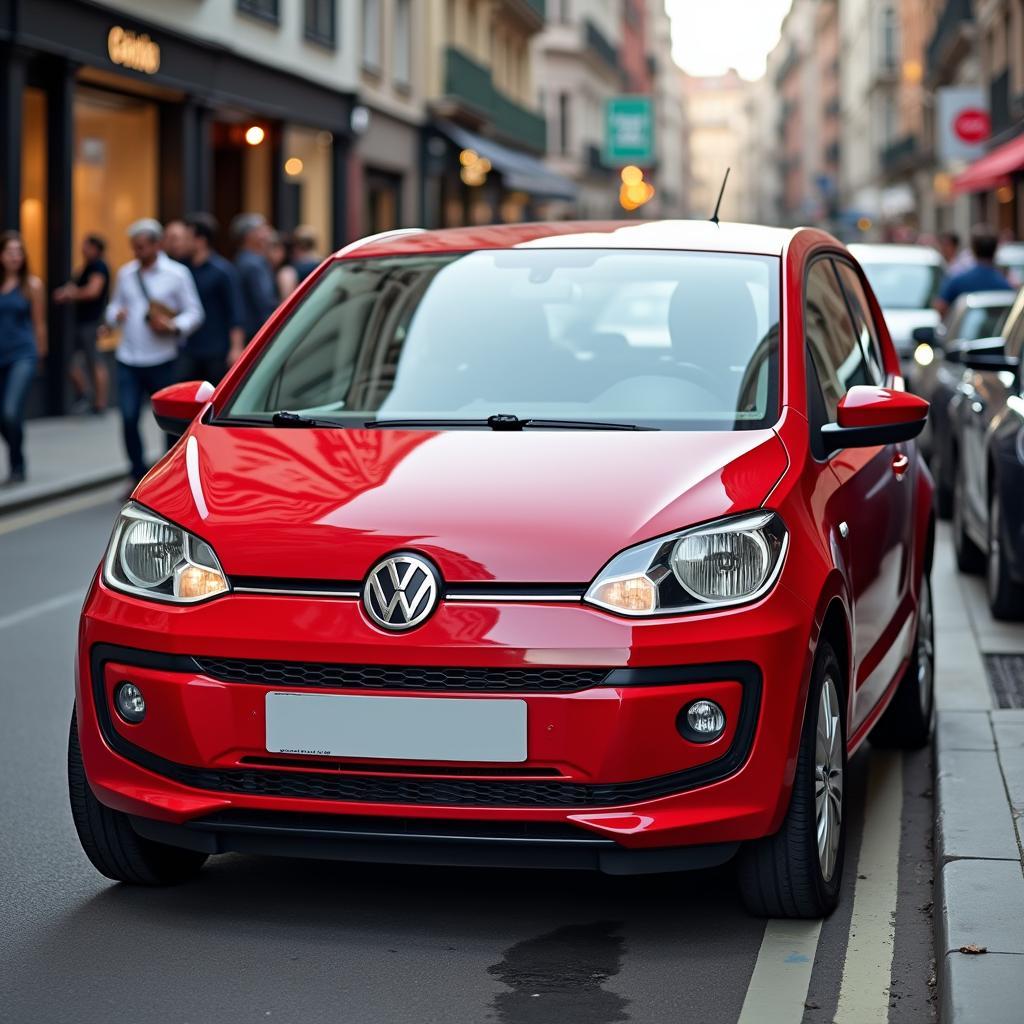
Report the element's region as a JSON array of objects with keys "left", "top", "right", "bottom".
[{"left": 892, "top": 453, "right": 910, "bottom": 480}]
